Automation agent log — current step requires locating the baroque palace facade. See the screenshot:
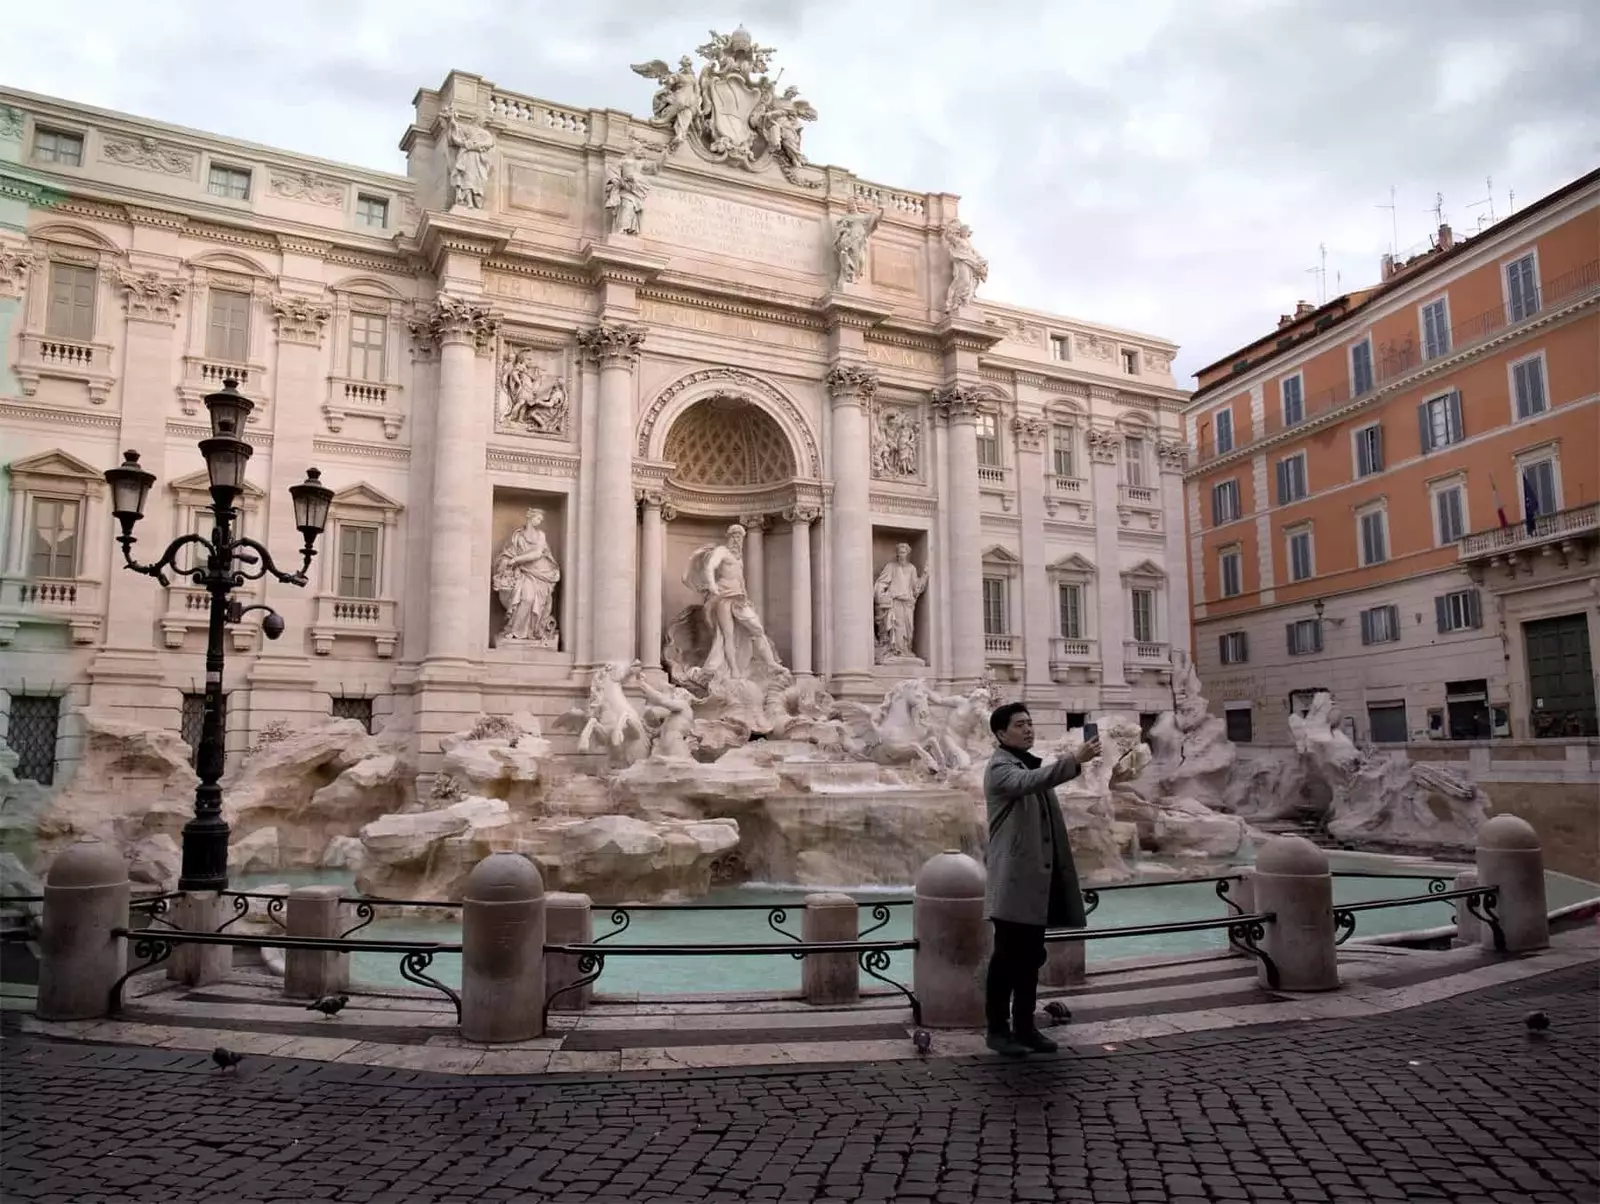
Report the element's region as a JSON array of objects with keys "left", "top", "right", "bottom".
[{"left": 0, "top": 31, "right": 1189, "bottom": 780}]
